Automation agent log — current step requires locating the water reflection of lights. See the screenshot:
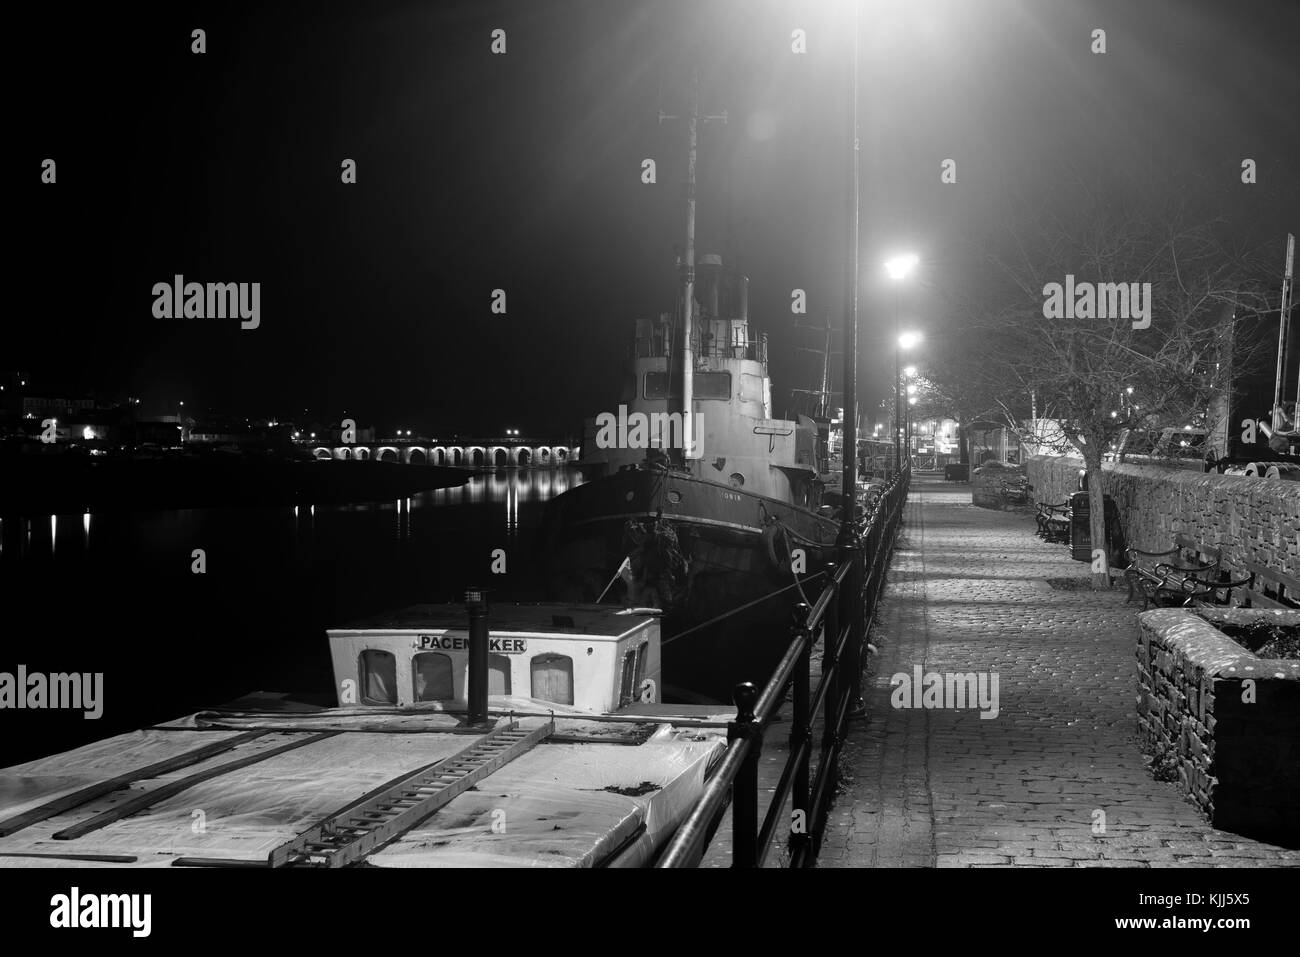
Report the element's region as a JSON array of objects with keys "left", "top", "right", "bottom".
[
  {"left": 83, "top": 510, "right": 91, "bottom": 545},
  {"left": 50, "top": 515, "right": 57, "bottom": 555}
]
